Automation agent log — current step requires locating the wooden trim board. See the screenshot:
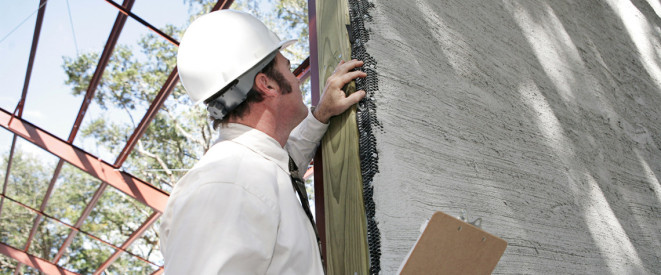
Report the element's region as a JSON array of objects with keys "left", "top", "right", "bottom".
[{"left": 315, "top": 0, "right": 370, "bottom": 273}]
